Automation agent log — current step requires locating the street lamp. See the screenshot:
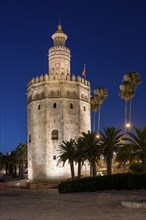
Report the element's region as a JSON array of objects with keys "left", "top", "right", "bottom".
[
  {"left": 96, "top": 133, "right": 100, "bottom": 139},
  {"left": 126, "top": 123, "right": 131, "bottom": 128}
]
